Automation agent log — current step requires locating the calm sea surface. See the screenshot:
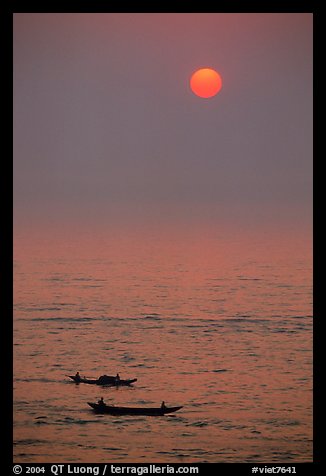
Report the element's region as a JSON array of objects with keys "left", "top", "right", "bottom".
[{"left": 13, "top": 228, "right": 313, "bottom": 463}]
